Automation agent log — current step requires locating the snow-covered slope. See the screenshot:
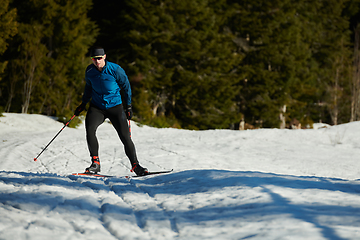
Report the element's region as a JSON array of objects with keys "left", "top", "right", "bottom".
[{"left": 0, "top": 113, "right": 359, "bottom": 239}]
